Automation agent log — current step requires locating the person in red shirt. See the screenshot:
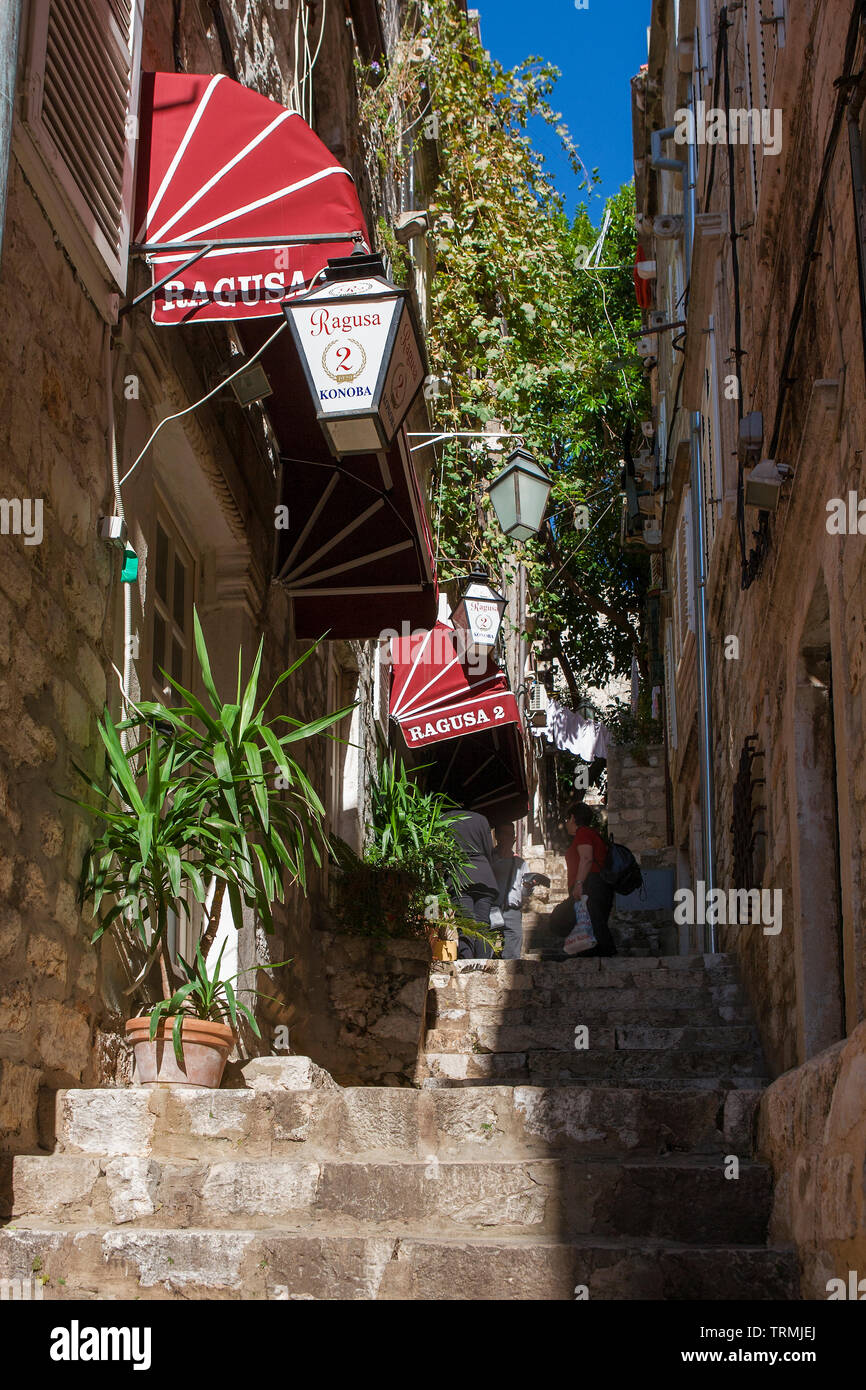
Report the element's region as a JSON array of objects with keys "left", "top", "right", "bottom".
[{"left": 550, "top": 802, "right": 617, "bottom": 956}]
